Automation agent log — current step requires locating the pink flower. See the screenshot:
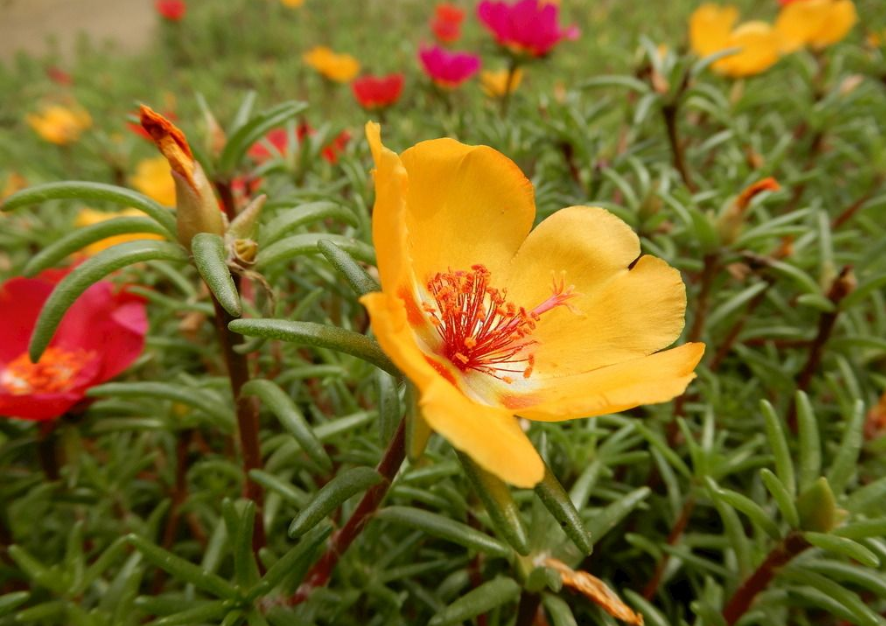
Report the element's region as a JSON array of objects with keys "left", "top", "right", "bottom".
[
  {"left": 418, "top": 45, "right": 481, "bottom": 89},
  {"left": 0, "top": 270, "right": 147, "bottom": 421},
  {"left": 477, "top": 0, "right": 579, "bottom": 57}
]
